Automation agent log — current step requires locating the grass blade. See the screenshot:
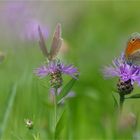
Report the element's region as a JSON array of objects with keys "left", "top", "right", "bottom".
[
  {"left": 55, "top": 110, "right": 66, "bottom": 139},
  {"left": 126, "top": 94, "right": 140, "bottom": 99},
  {"left": 0, "top": 84, "right": 17, "bottom": 139},
  {"left": 112, "top": 94, "right": 118, "bottom": 109},
  {"left": 57, "top": 78, "right": 77, "bottom": 102}
]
